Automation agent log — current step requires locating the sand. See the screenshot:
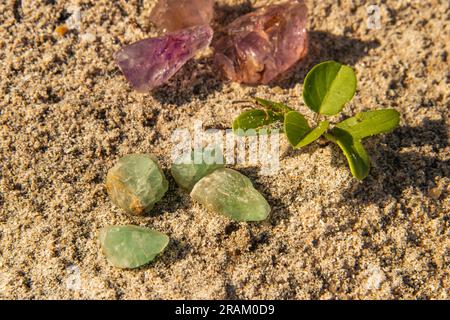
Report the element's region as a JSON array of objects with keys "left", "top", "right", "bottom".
[{"left": 0, "top": 0, "right": 448, "bottom": 299}]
